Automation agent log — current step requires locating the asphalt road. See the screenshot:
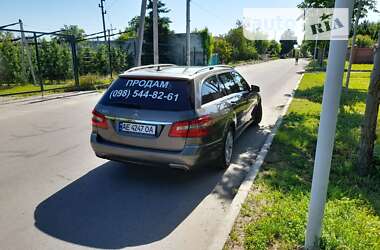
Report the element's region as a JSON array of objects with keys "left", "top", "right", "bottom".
[{"left": 0, "top": 59, "right": 306, "bottom": 250}]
